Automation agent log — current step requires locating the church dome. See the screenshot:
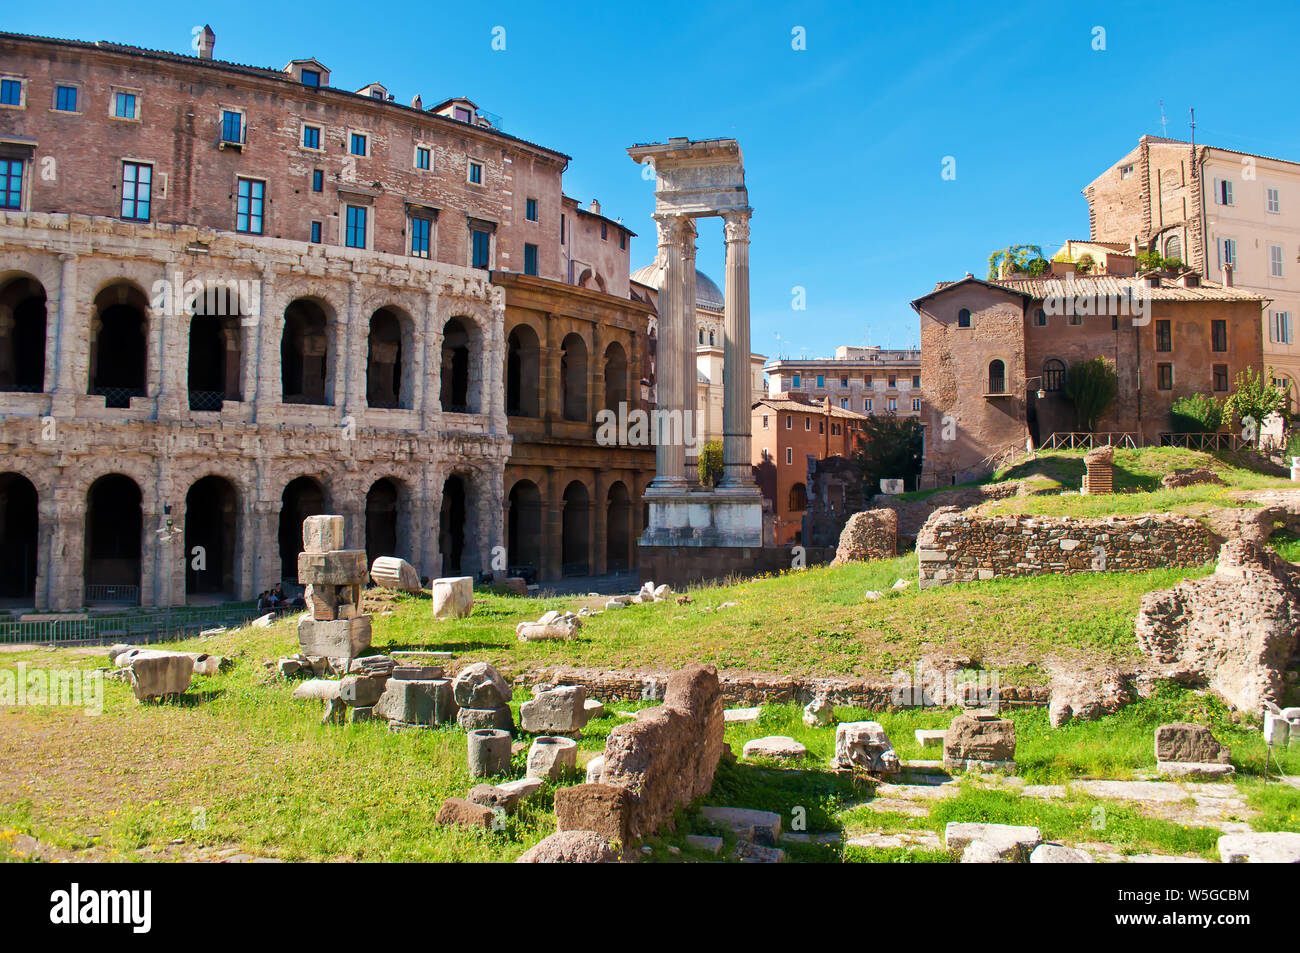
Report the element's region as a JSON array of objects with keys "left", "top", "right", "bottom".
[{"left": 630, "top": 258, "right": 725, "bottom": 311}]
